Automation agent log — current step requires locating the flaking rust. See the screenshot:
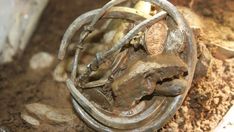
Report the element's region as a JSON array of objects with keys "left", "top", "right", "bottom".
[{"left": 112, "top": 54, "right": 187, "bottom": 108}]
